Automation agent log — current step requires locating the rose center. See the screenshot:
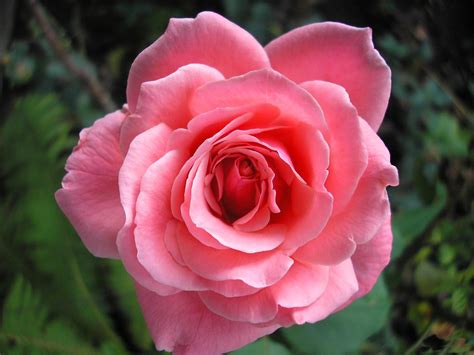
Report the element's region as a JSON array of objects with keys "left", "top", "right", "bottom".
[
  {"left": 238, "top": 158, "right": 257, "bottom": 178},
  {"left": 211, "top": 156, "right": 260, "bottom": 222}
]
